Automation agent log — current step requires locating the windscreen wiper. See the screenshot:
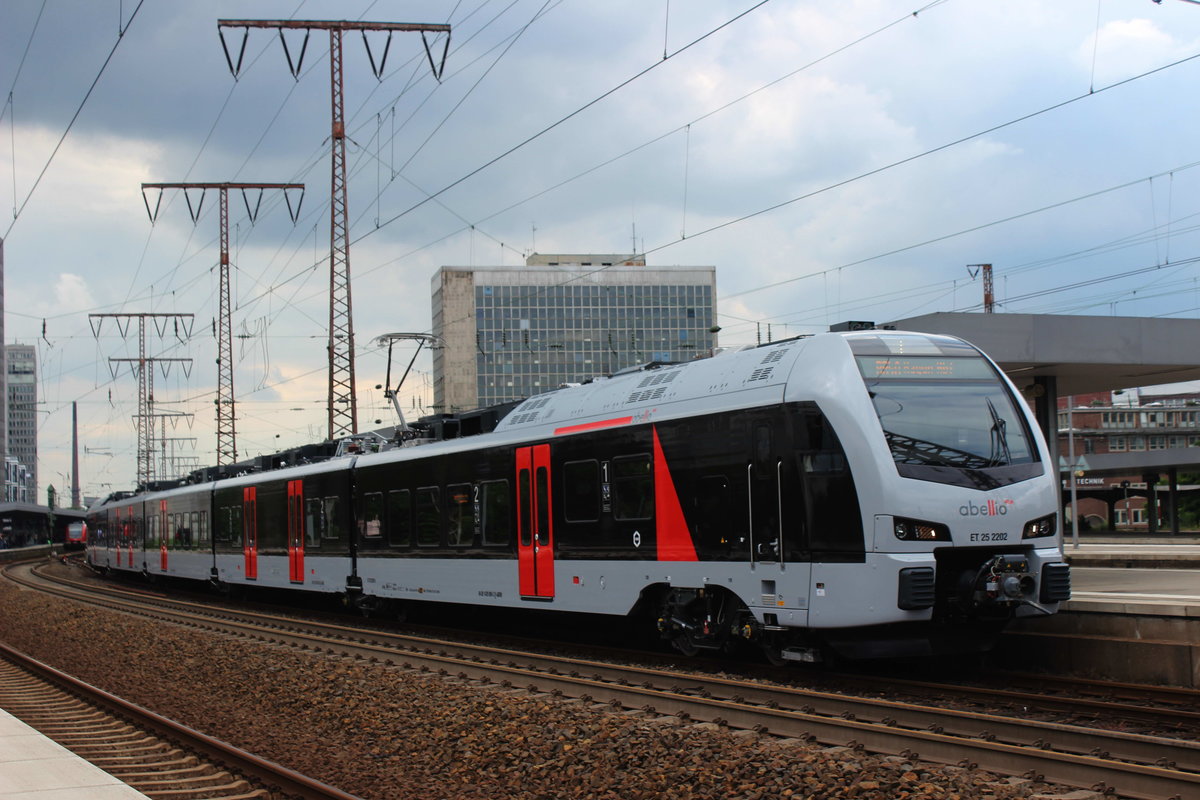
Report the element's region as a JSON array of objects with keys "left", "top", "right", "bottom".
[{"left": 986, "top": 397, "right": 1011, "bottom": 466}]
